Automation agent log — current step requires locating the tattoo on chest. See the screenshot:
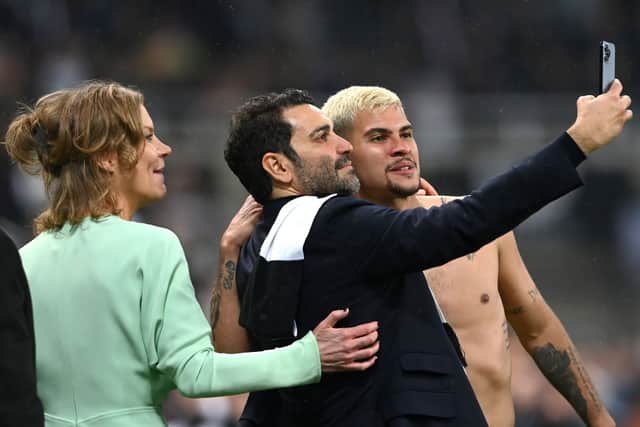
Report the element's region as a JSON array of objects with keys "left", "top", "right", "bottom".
[{"left": 223, "top": 260, "right": 236, "bottom": 290}]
